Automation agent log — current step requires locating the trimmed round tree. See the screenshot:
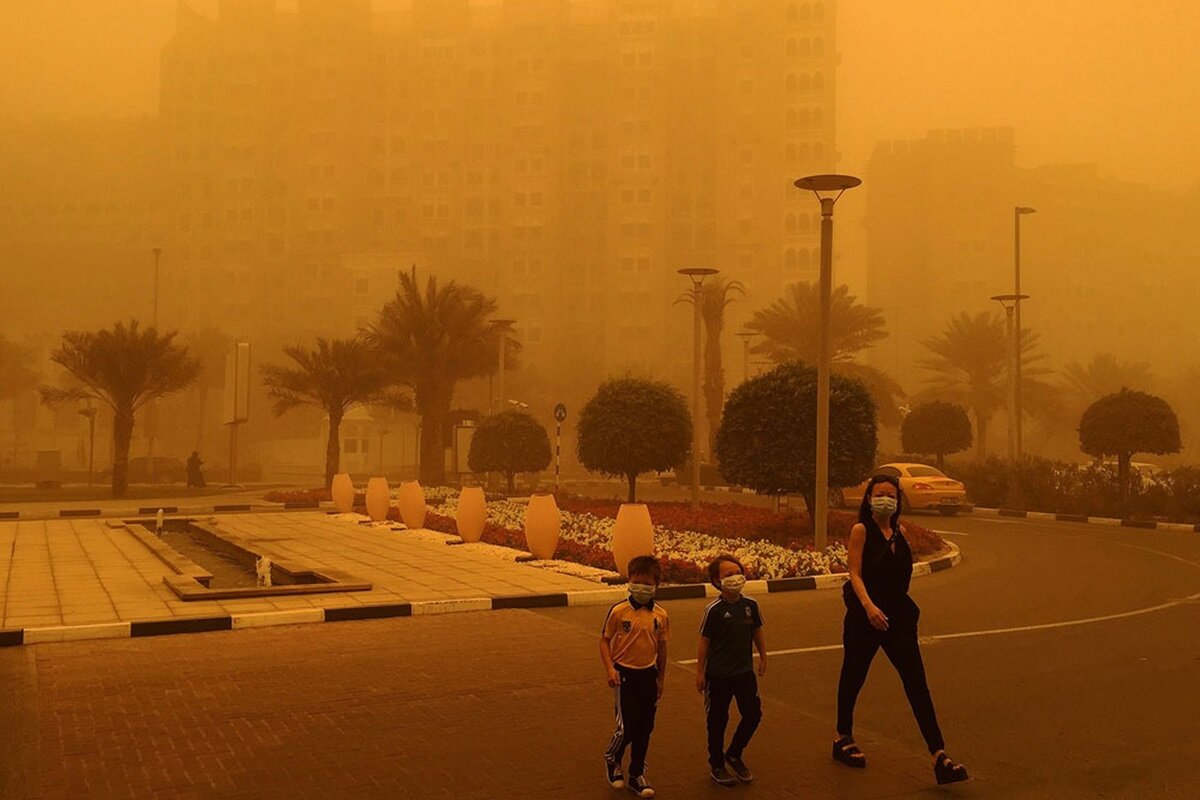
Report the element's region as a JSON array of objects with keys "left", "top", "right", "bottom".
[
  {"left": 467, "top": 410, "right": 552, "bottom": 493},
  {"left": 716, "top": 361, "right": 877, "bottom": 517},
  {"left": 900, "top": 401, "right": 973, "bottom": 469},
  {"left": 1079, "top": 388, "right": 1180, "bottom": 502},
  {"left": 577, "top": 378, "right": 692, "bottom": 503}
]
